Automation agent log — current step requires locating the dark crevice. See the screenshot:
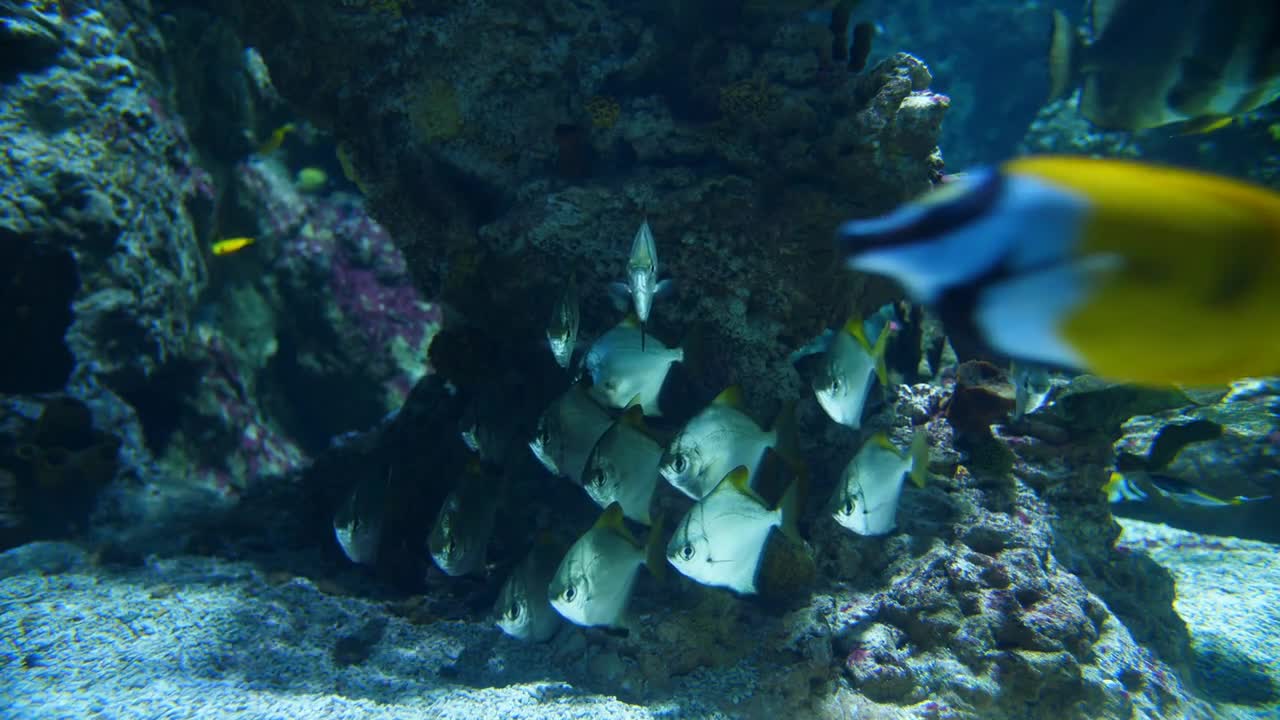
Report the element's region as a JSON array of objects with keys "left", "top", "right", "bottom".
[{"left": 0, "top": 234, "right": 78, "bottom": 393}]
